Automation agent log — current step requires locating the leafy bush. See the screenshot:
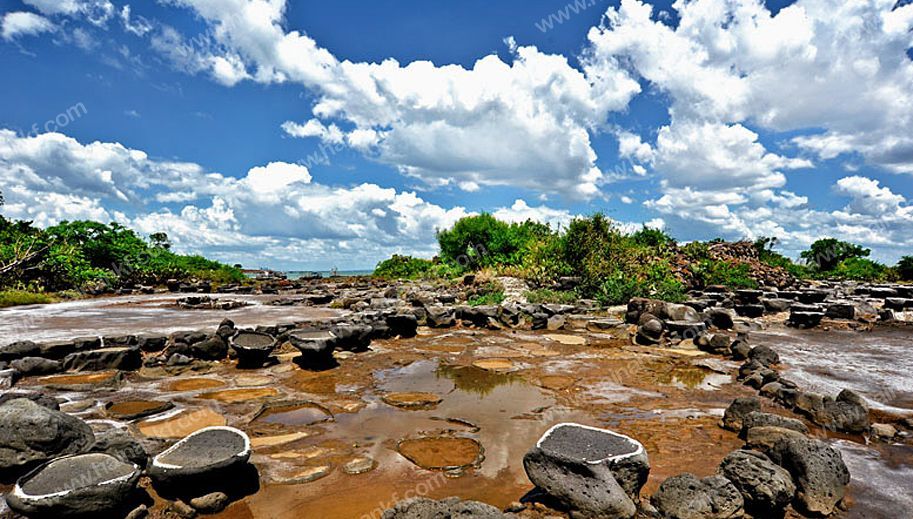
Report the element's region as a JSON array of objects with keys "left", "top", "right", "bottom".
[
  {"left": 374, "top": 255, "right": 435, "bottom": 279},
  {"left": 896, "top": 256, "right": 913, "bottom": 281},
  {"left": 468, "top": 280, "right": 506, "bottom": 306},
  {"left": 832, "top": 257, "right": 887, "bottom": 281},
  {"left": 437, "top": 214, "right": 552, "bottom": 270},
  {"left": 525, "top": 288, "right": 578, "bottom": 304},
  {"left": 0, "top": 290, "right": 57, "bottom": 308},
  {"left": 693, "top": 260, "right": 758, "bottom": 289}
]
